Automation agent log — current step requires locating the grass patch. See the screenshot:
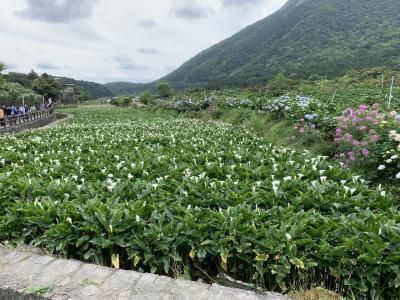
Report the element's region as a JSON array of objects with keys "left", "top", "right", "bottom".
[
  {"left": 24, "top": 285, "right": 54, "bottom": 296},
  {"left": 291, "top": 288, "right": 343, "bottom": 300},
  {"left": 80, "top": 279, "right": 100, "bottom": 286},
  {"left": 202, "top": 107, "right": 298, "bottom": 148}
]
